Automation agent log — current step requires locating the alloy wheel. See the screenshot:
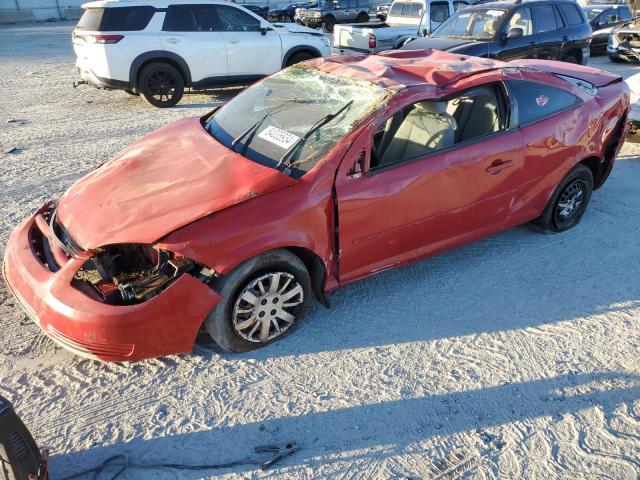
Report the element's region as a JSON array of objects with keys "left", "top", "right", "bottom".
[
  {"left": 554, "top": 179, "right": 586, "bottom": 227},
  {"left": 147, "top": 70, "right": 178, "bottom": 104},
  {"left": 232, "top": 272, "right": 304, "bottom": 343}
]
